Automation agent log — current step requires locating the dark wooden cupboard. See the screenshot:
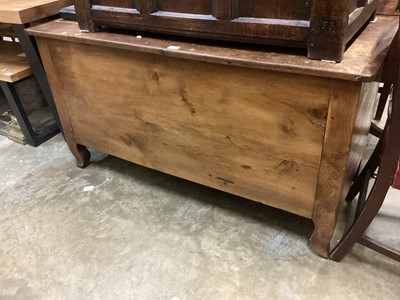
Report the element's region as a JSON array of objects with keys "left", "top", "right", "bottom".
[{"left": 74, "top": 0, "right": 378, "bottom": 62}]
